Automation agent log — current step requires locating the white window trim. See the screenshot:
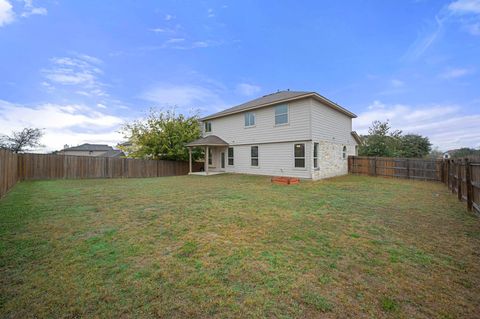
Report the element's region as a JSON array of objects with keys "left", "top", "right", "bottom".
[
  {"left": 208, "top": 148, "right": 214, "bottom": 166},
  {"left": 227, "top": 147, "right": 234, "bottom": 166},
  {"left": 274, "top": 104, "right": 289, "bottom": 126},
  {"left": 244, "top": 112, "right": 256, "bottom": 128},
  {"left": 204, "top": 121, "right": 212, "bottom": 133},
  {"left": 250, "top": 145, "right": 259, "bottom": 167},
  {"left": 342, "top": 145, "right": 347, "bottom": 160},
  {"left": 313, "top": 142, "right": 319, "bottom": 170},
  {"left": 294, "top": 143, "right": 306, "bottom": 169}
]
